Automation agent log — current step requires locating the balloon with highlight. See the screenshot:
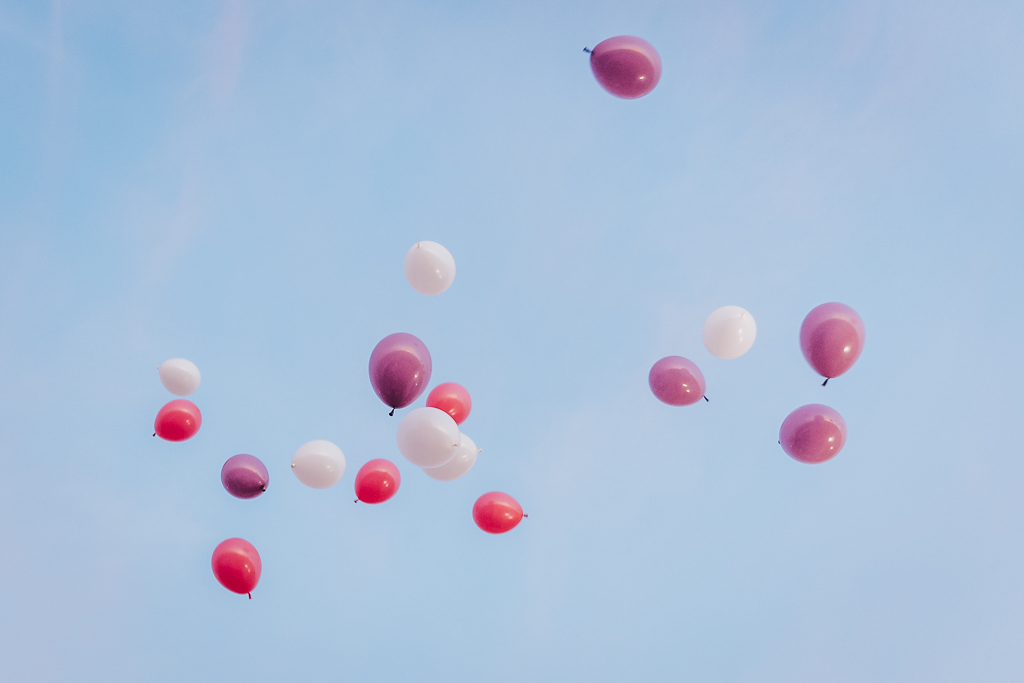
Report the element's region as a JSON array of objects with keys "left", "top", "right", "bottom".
[
  {"left": 649, "top": 356, "right": 706, "bottom": 406},
  {"left": 354, "top": 459, "right": 401, "bottom": 504},
  {"left": 221, "top": 454, "right": 269, "bottom": 499},
  {"left": 211, "top": 538, "right": 262, "bottom": 596},
  {"left": 473, "top": 492, "right": 524, "bottom": 534},
  {"left": 779, "top": 404, "right": 847, "bottom": 464},
  {"left": 426, "top": 382, "right": 472, "bottom": 425},
  {"left": 154, "top": 399, "right": 202, "bottom": 441},
  {"left": 800, "top": 303, "right": 865, "bottom": 384},
  {"left": 369, "top": 333, "right": 432, "bottom": 414},
  {"left": 589, "top": 36, "right": 661, "bottom": 99}
]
